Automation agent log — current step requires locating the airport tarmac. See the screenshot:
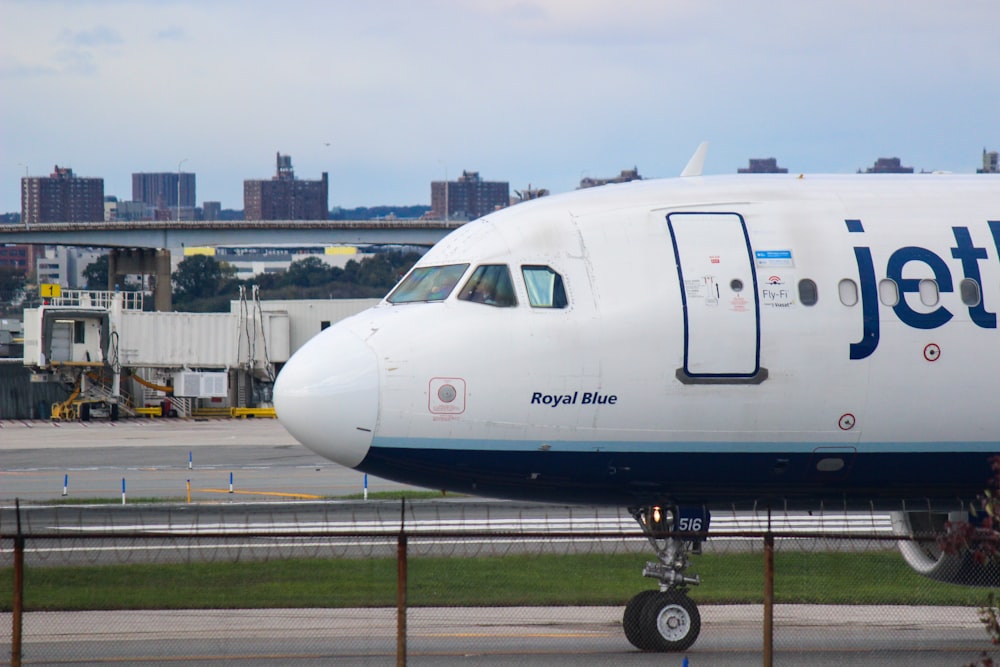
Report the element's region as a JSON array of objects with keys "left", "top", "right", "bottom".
[
  {"left": 1, "top": 605, "right": 989, "bottom": 666},
  {"left": 0, "top": 418, "right": 416, "bottom": 502}
]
